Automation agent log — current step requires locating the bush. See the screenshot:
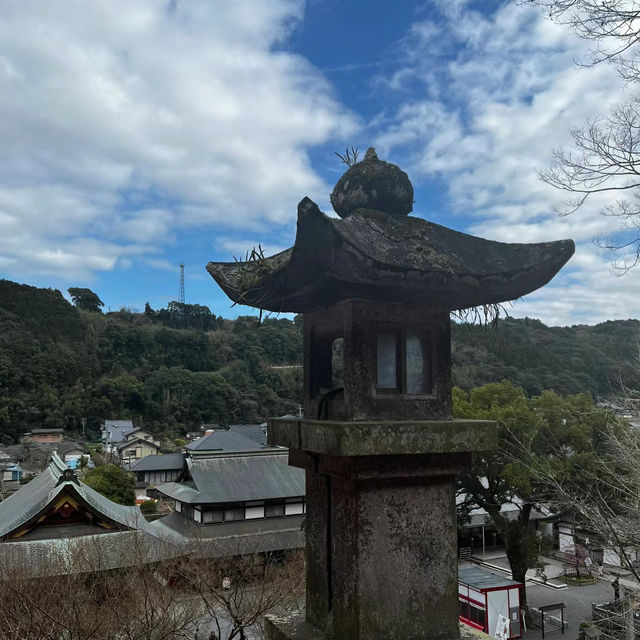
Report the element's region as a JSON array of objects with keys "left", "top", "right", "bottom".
[{"left": 140, "top": 500, "right": 157, "bottom": 514}]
